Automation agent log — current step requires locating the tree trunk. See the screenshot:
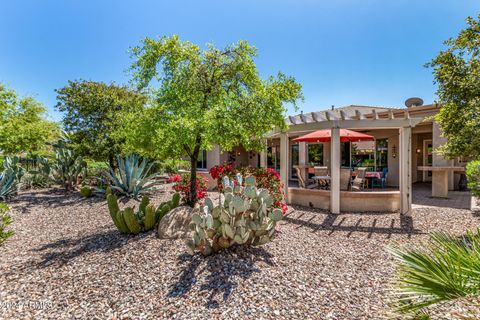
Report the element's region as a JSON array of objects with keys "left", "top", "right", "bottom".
[
  {"left": 188, "top": 136, "right": 202, "bottom": 207},
  {"left": 108, "top": 154, "right": 115, "bottom": 169},
  {"left": 189, "top": 153, "right": 198, "bottom": 207}
]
